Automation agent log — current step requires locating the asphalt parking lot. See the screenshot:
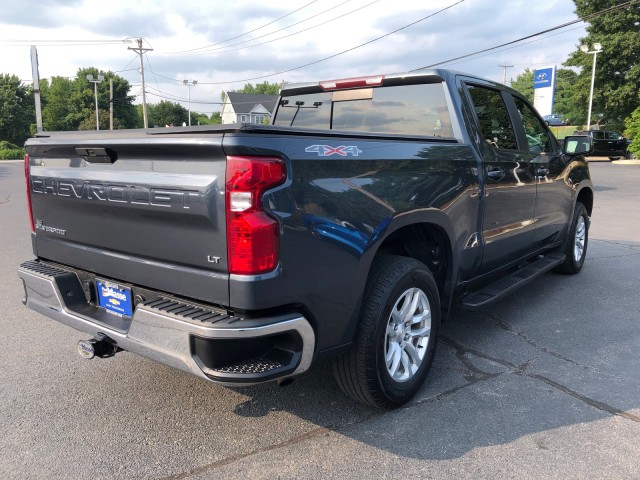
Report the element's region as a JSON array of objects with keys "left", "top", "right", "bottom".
[{"left": 1, "top": 160, "right": 639, "bottom": 479}]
